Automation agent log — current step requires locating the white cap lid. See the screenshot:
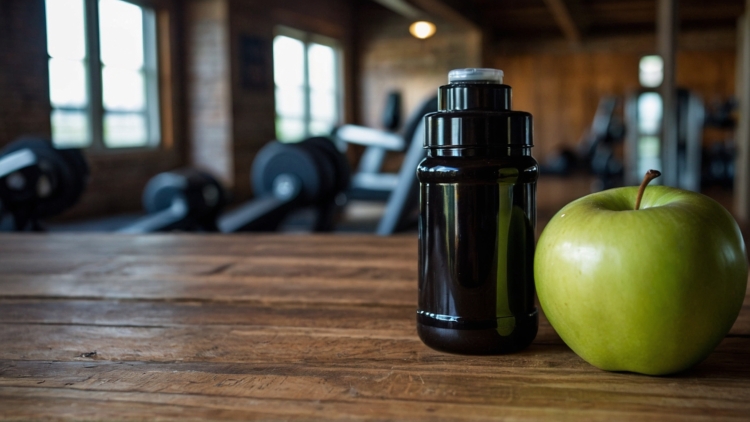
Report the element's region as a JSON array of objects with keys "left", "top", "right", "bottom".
[{"left": 448, "top": 68, "right": 504, "bottom": 84}]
